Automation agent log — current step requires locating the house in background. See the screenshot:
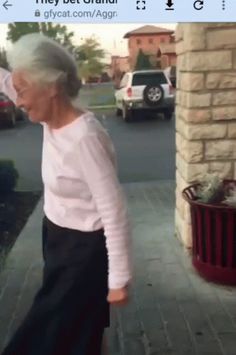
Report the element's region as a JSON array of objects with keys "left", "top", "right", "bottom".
[
  {"left": 109, "top": 25, "right": 176, "bottom": 86},
  {"left": 110, "top": 55, "right": 130, "bottom": 86},
  {"left": 123, "top": 25, "right": 176, "bottom": 71},
  {"left": 101, "top": 64, "right": 113, "bottom": 81},
  {"left": 157, "top": 43, "right": 176, "bottom": 68}
]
